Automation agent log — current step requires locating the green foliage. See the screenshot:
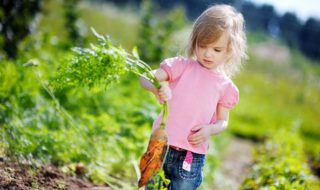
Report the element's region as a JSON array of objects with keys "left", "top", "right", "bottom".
[
  {"left": 78, "top": 1, "right": 140, "bottom": 50},
  {"left": 138, "top": 0, "right": 186, "bottom": 63},
  {"left": 146, "top": 169, "right": 170, "bottom": 190},
  {"left": 0, "top": 57, "right": 156, "bottom": 187},
  {"left": 0, "top": 26, "right": 152, "bottom": 187},
  {"left": 51, "top": 28, "right": 159, "bottom": 90},
  {"left": 230, "top": 46, "right": 320, "bottom": 173},
  {"left": 0, "top": 27, "right": 164, "bottom": 189},
  {"left": 51, "top": 31, "right": 124, "bottom": 89},
  {"left": 63, "top": 0, "right": 83, "bottom": 45},
  {"left": 0, "top": 0, "right": 42, "bottom": 58},
  {"left": 0, "top": 61, "right": 19, "bottom": 98},
  {"left": 246, "top": 32, "right": 269, "bottom": 44},
  {"left": 240, "top": 130, "right": 320, "bottom": 190}
]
